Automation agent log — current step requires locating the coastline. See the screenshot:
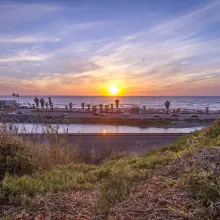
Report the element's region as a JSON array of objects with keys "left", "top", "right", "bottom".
[{"left": 0, "top": 110, "right": 217, "bottom": 128}]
